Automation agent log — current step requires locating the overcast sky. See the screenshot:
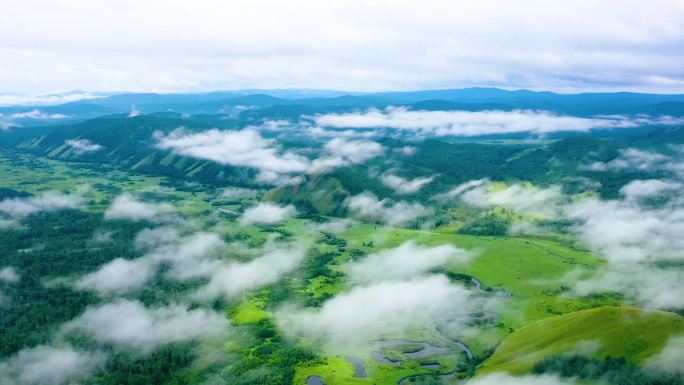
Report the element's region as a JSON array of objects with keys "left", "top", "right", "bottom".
[{"left": 1, "top": 0, "right": 684, "bottom": 96}]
